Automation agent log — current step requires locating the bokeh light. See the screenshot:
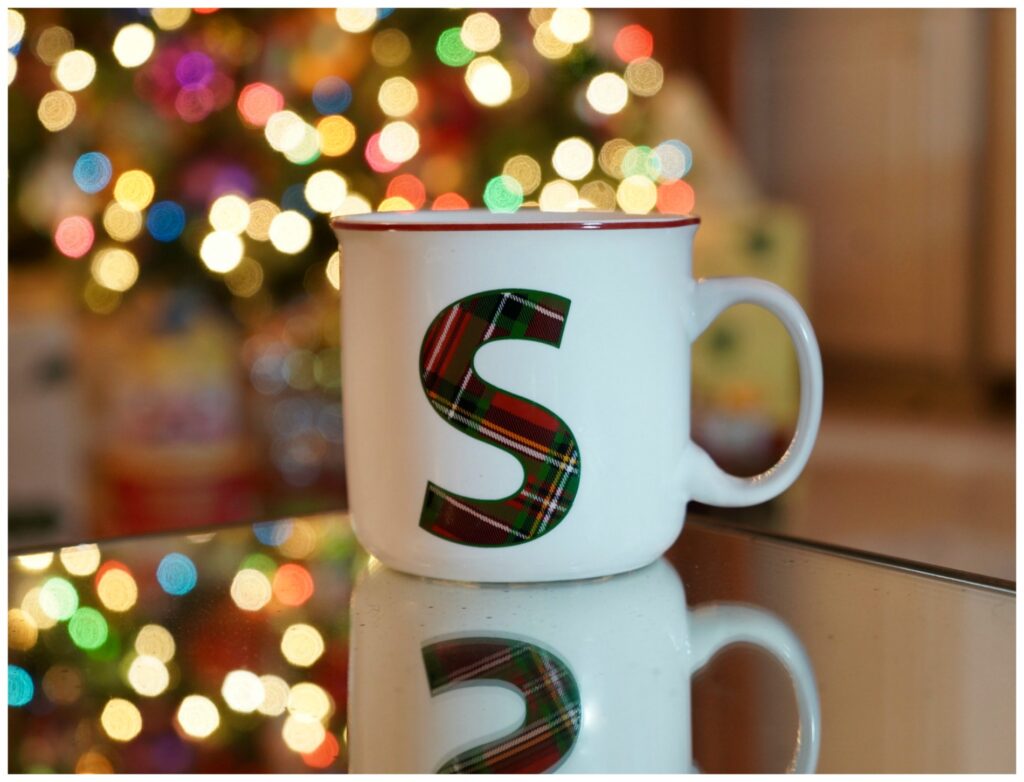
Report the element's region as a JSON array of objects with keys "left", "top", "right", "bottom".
[
  {"left": 245, "top": 199, "right": 280, "bottom": 240},
  {"left": 21, "top": 587, "right": 58, "bottom": 630},
  {"left": 625, "top": 57, "right": 664, "bottom": 97},
  {"left": 377, "top": 196, "right": 414, "bottom": 212},
  {"left": 268, "top": 210, "right": 312, "bottom": 254},
  {"left": 60, "top": 543, "right": 101, "bottom": 576},
  {"left": 326, "top": 252, "right": 341, "bottom": 290},
  {"left": 17, "top": 552, "right": 54, "bottom": 572},
  {"left": 335, "top": 8, "right": 377, "bottom": 33},
  {"left": 616, "top": 174, "right": 658, "bottom": 214},
  {"left": 587, "top": 72, "right": 629, "bottom": 114},
  {"left": 503, "top": 155, "right": 542, "bottom": 195},
  {"left": 230, "top": 568, "right": 272, "bottom": 611},
  {"left": 54, "top": 49, "right": 96, "bottom": 92},
  {"left": 35, "top": 26, "right": 74, "bottom": 66},
  {"left": 288, "top": 682, "right": 332, "bottom": 722},
  {"left": 265, "top": 110, "right": 306, "bottom": 152},
  {"left": 151, "top": 8, "right": 191, "bottom": 31},
  {"left": 614, "top": 24, "right": 654, "bottom": 62},
  {"left": 483, "top": 174, "right": 523, "bottom": 213},
  {"left": 550, "top": 8, "right": 592, "bottom": 44},
  {"left": 378, "top": 120, "right": 419, "bottom": 163},
  {"left": 364, "top": 132, "right": 400, "bottom": 173},
  {"left": 76, "top": 751, "right": 114, "bottom": 774},
  {"left": 533, "top": 21, "right": 572, "bottom": 59},
  {"left": 371, "top": 28, "right": 411, "bottom": 67},
  {"left": 135, "top": 624, "right": 176, "bottom": 663},
  {"left": 238, "top": 82, "right": 285, "bottom": 127},
  {"left": 465, "top": 57, "right": 512, "bottom": 107},
  {"left": 113, "top": 170, "right": 155, "bottom": 211},
  {"left": 377, "top": 76, "right": 418, "bottom": 118},
  {"left": 128, "top": 654, "right": 170, "bottom": 697},
  {"left": 283, "top": 715, "right": 326, "bottom": 754},
  {"left": 305, "top": 170, "right": 348, "bottom": 213},
  {"left": 68, "top": 606, "right": 109, "bottom": 650},
  {"left": 177, "top": 695, "right": 220, "bottom": 739},
  {"left": 552, "top": 137, "right": 595, "bottom": 181},
  {"left": 91, "top": 248, "right": 140, "bottom": 292},
  {"left": 461, "top": 12, "right": 501, "bottom": 53},
  {"left": 432, "top": 192, "right": 470, "bottom": 210},
  {"left": 147, "top": 201, "right": 186, "bottom": 242},
  {"left": 222, "top": 670, "right": 265, "bottom": 713},
  {"left": 253, "top": 519, "right": 292, "bottom": 546},
  {"left": 8, "top": 9, "right": 25, "bottom": 47},
  {"left": 258, "top": 675, "right": 290, "bottom": 716},
  {"left": 281, "top": 623, "right": 325, "bottom": 667},
  {"left": 284, "top": 123, "right": 322, "bottom": 165},
  {"left": 101, "top": 698, "right": 143, "bottom": 742},
  {"left": 657, "top": 179, "right": 696, "bottom": 215},
  {"left": 200, "top": 231, "right": 245, "bottom": 273},
  {"left": 95, "top": 564, "right": 139, "bottom": 611},
  {"left": 579, "top": 180, "right": 617, "bottom": 211},
  {"left": 436, "top": 27, "right": 474, "bottom": 67},
  {"left": 621, "top": 144, "right": 661, "bottom": 179},
  {"left": 102, "top": 202, "right": 144, "bottom": 242},
  {"left": 9, "top": 665, "right": 34, "bottom": 708},
  {"left": 273, "top": 563, "right": 315, "bottom": 606},
  {"left": 112, "top": 24, "right": 155, "bottom": 68},
  {"left": 209, "top": 194, "right": 251, "bottom": 234},
  {"left": 42, "top": 665, "right": 82, "bottom": 705},
  {"left": 225, "top": 258, "right": 264, "bottom": 297},
  {"left": 334, "top": 193, "right": 373, "bottom": 216},
  {"left": 385, "top": 173, "right": 425, "bottom": 209},
  {"left": 83, "top": 280, "right": 122, "bottom": 314},
  {"left": 539, "top": 179, "right": 579, "bottom": 212},
  {"left": 73, "top": 152, "right": 113, "bottom": 194},
  {"left": 312, "top": 76, "right": 352, "bottom": 115},
  {"left": 54, "top": 216, "right": 95, "bottom": 258},
  {"left": 175, "top": 51, "right": 213, "bottom": 88},
  {"left": 9, "top": 608, "right": 39, "bottom": 651},
  {"left": 39, "top": 576, "right": 79, "bottom": 621},
  {"left": 156, "top": 553, "right": 198, "bottom": 595},
  {"left": 317, "top": 115, "right": 357, "bottom": 157},
  {"left": 37, "top": 90, "right": 77, "bottom": 131},
  {"left": 654, "top": 139, "right": 693, "bottom": 181},
  {"left": 302, "top": 733, "right": 340, "bottom": 769}
]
